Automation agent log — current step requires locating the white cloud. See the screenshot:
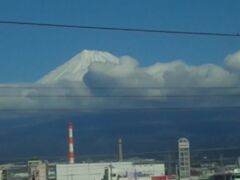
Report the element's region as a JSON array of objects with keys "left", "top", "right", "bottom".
[
  {"left": 148, "top": 62, "right": 238, "bottom": 87},
  {"left": 225, "top": 50, "right": 240, "bottom": 71},
  {"left": 1, "top": 49, "right": 240, "bottom": 117}
]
